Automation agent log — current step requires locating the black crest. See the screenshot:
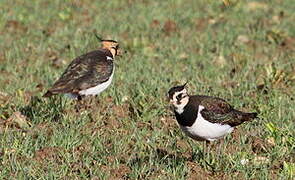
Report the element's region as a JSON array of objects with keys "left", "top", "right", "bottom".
[
  {"left": 94, "top": 33, "right": 117, "bottom": 43},
  {"left": 168, "top": 82, "right": 187, "bottom": 99}
]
